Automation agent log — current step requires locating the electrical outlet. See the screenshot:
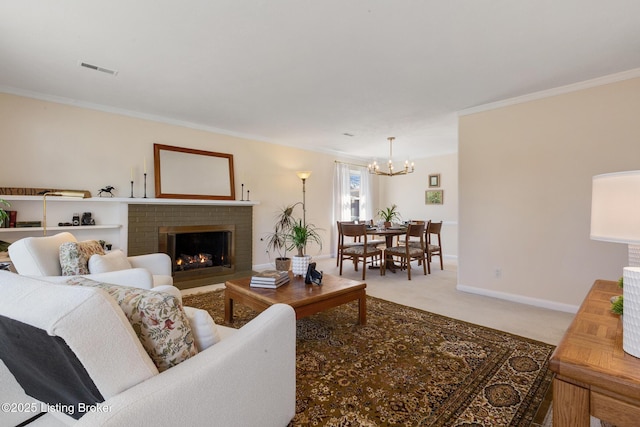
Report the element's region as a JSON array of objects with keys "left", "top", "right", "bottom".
[{"left": 495, "top": 268, "right": 502, "bottom": 279}]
